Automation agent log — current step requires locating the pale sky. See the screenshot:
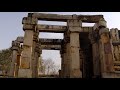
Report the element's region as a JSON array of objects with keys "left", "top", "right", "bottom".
[{"left": 0, "top": 12, "right": 120, "bottom": 69}]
